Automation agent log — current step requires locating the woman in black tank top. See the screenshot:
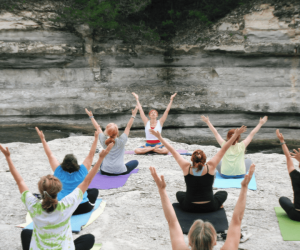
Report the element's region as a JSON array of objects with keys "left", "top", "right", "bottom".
[{"left": 150, "top": 125, "right": 247, "bottom": 213}]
